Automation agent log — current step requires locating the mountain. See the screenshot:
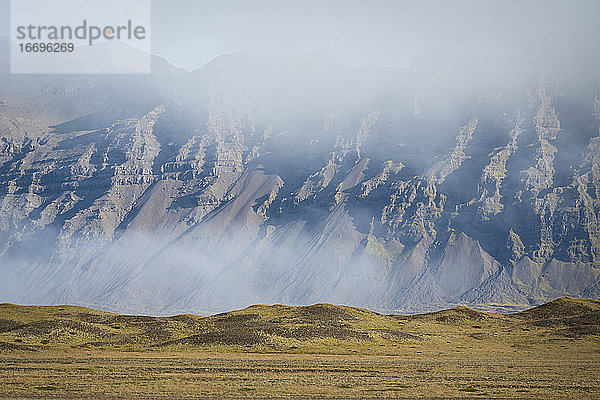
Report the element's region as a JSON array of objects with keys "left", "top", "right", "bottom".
[{"left": 0, "top": 39, "right": 599, "bottom": 314}]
